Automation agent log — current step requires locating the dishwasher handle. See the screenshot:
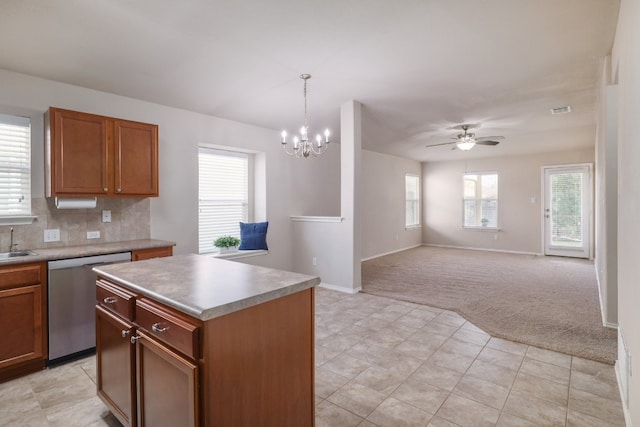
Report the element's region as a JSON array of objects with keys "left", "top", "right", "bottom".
[{"left": 83, "top": 260, "right": 130, "bottom": 269}]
